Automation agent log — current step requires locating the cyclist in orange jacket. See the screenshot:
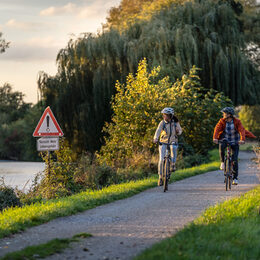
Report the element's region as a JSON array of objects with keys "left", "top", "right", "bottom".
[{"left": 213, "top": 107, "right": 256, "bottom": 185}]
